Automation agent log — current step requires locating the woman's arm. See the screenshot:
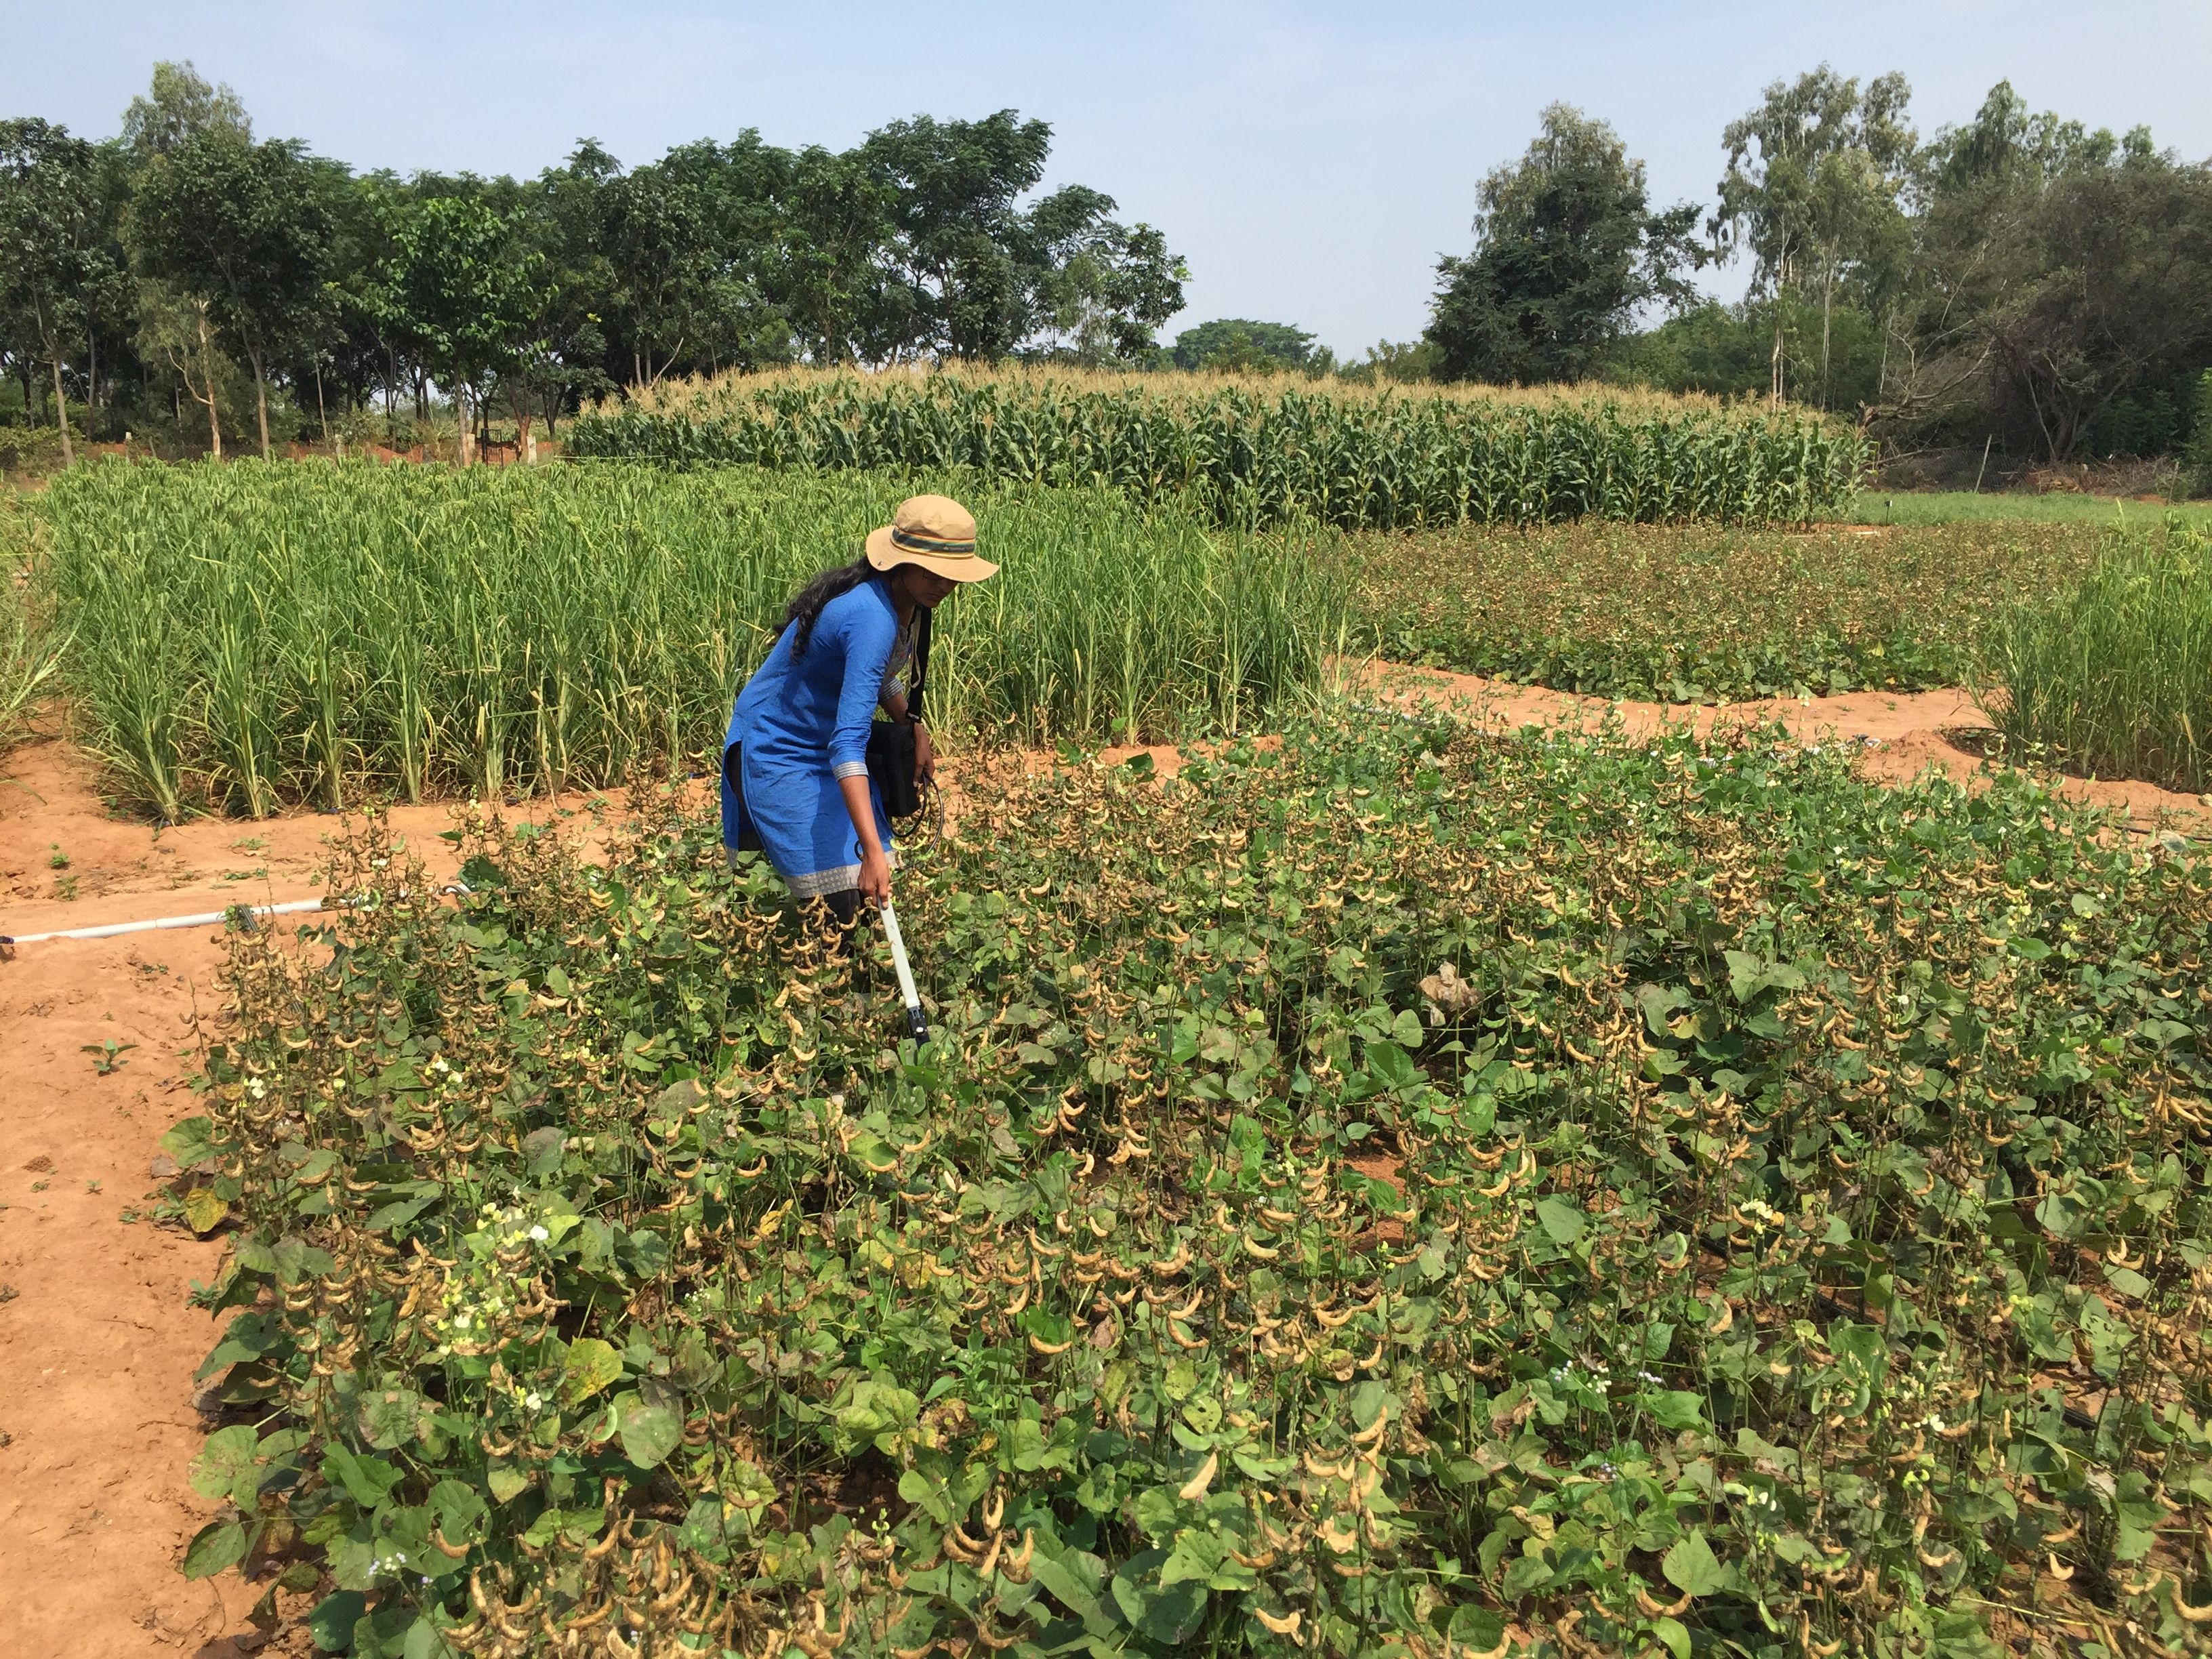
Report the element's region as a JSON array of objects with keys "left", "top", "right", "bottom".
[
  {"left": 830, "top": 596, "right": 899, "bottom": 905},
  {"left": 840, "top": 774, "right": 893, "bottom": 905}
]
